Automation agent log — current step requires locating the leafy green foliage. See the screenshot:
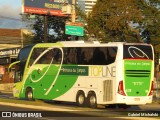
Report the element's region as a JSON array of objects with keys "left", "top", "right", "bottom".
[
  {"left": 87, "top": 0, "right": 160, "bottom": 47},
  {"left": 87, "top": 0, "right": 143, "bottom": 42},
  {"left": 23, "top": 33, "right": 34, "bottom": 46},
  {"left": 32, "top": 16, "right": 44, "bottom": 43},
  {"left": 47, "top": 16, "right": 70, "bottom": 42},
  {"left": 32, "top": 15, "right": 70, "bottom": 43}
]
